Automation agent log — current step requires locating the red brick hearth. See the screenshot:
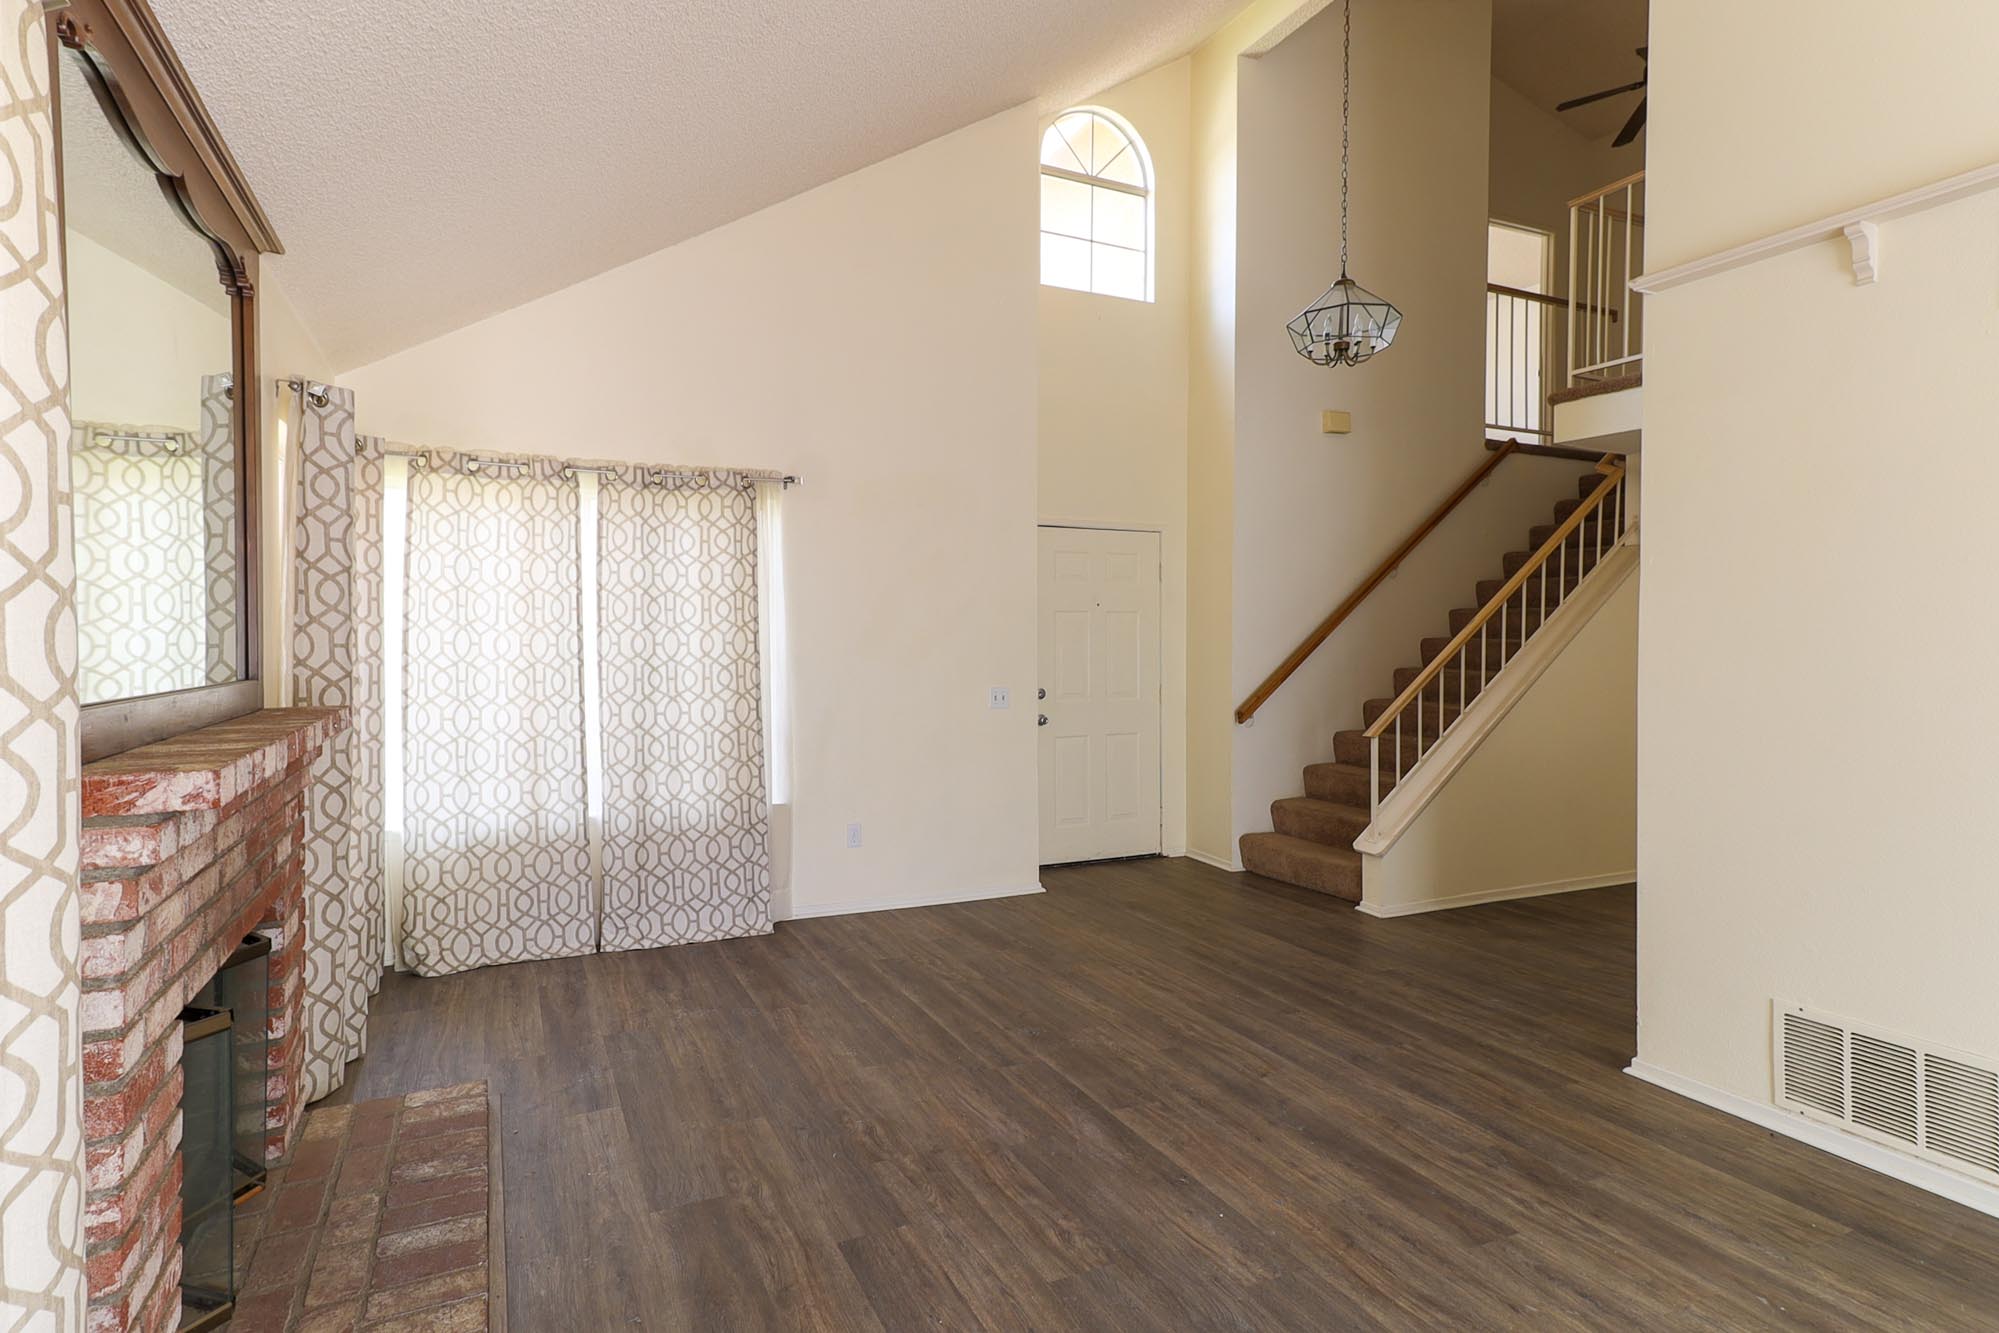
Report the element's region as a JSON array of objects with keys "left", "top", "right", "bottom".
[{"left": 79, "top": 709, "right": 345, "bottom": 1333}]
